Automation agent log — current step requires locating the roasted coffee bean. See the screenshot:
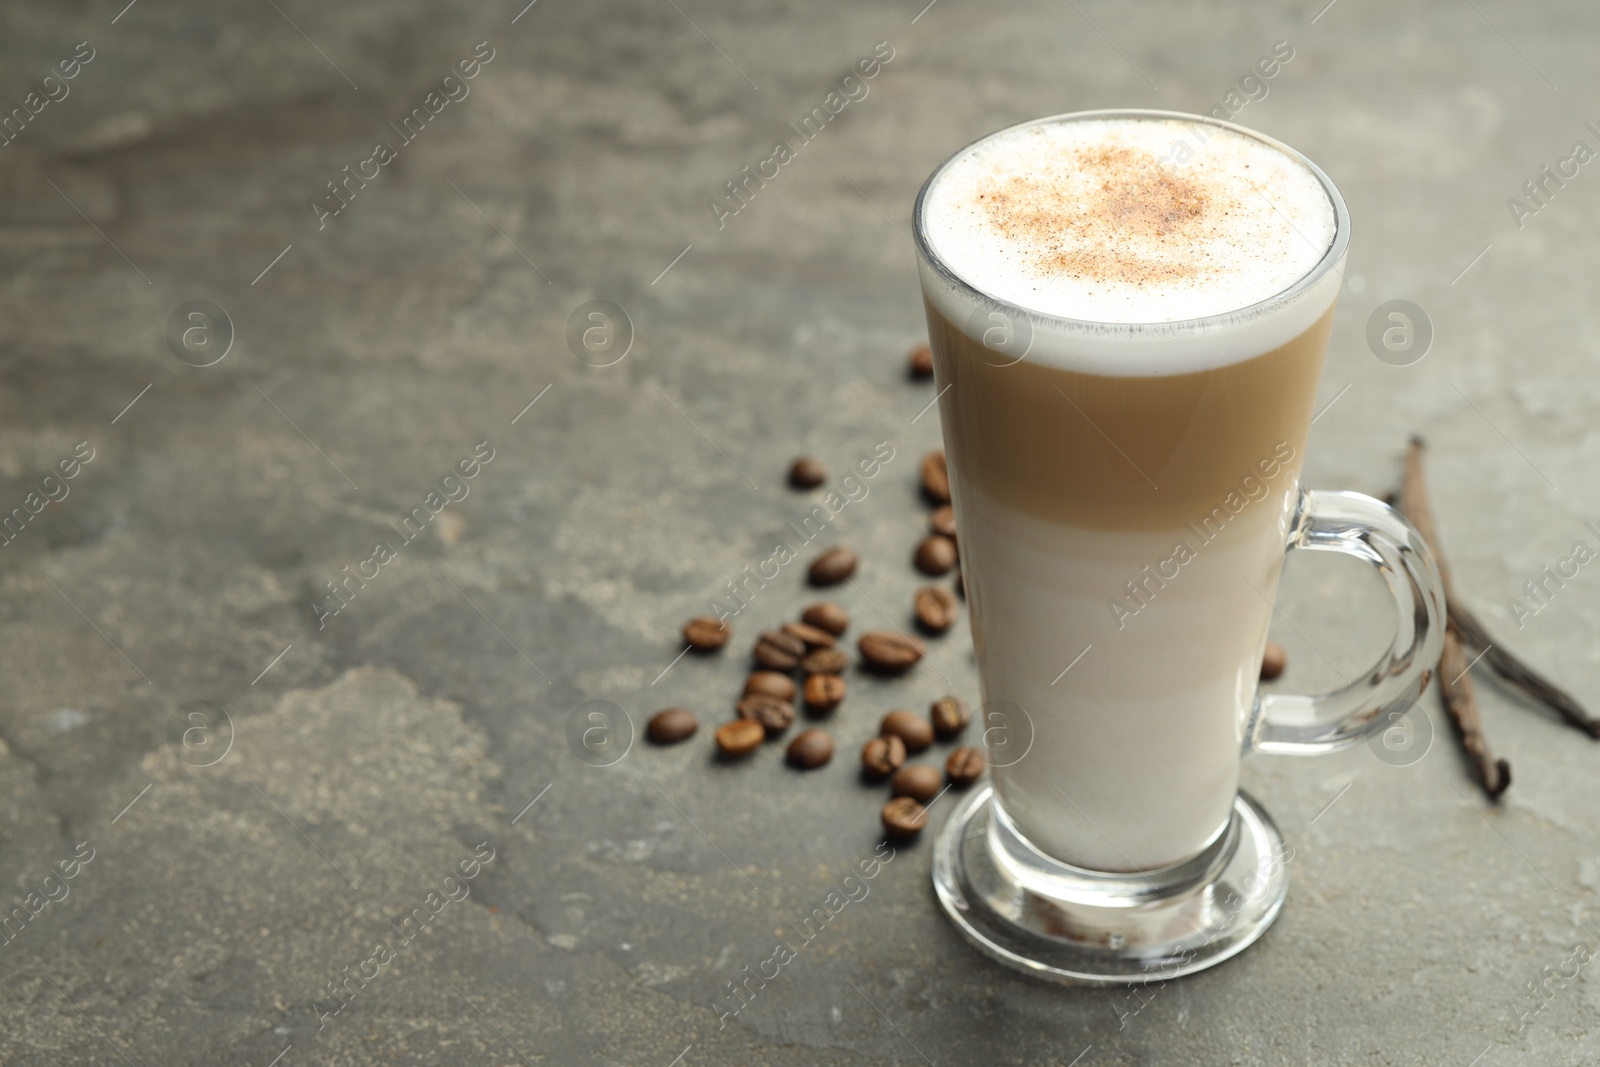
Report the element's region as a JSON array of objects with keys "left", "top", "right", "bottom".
[
  {"left": 882, "top": 796, "right": 928, "bottom": 838},
  {"left": 647, "top": 707, "right": 699, "bottom": 744},
  {"left": 945, "top": 745, "right": 985, "bottom": 787},
  {"left": 786, "top": 728, "right": 834, "bottom": 769},
  {"left": 683, "top": 616, "right": 730, "bottom": 651},
  {"left": 789, "top": 456, "right": 827, "bottom": 489},
  {"left": 744, "top": 671, "right": 797, "bottom": 702},
  {"left": 808, "top": 545, "right": 859, "bottom": 586},
  {"left": 716, "top": 719, "right": 764, "bottom": 757},
  {"left": 782, "top": 620, "right": 835, "bottom": 650},
  {"left": 754, "top": 630, "right": 806, "bottom": 670},
  {"left": 907, "top": 343, "right": 934, "bottom": 379},
  {"left": 861, "top": 734, "right": 906, "bottom": 778},
  {"left": 930, "top": 696, "right": 971, "bottom": 739},
  {"left": 803, "top": 673, "right": 846, "bottom": 712},
  {"left": 914, "top": 535, "right": 958, "bottom": 576},
  {"left": 921, "top": 451, "right": 950, "bottom": 504},
  {"left": 930, "top": 504, "right": 957, "bottom": 541},
  {"left": 858, "top": 631, "right": 924, "bottom": 673},
  {"left": 800, "top": 647, "right": 849, "bottom": 675},
  {"left": 891, "top": 764, "right": 942, "bottom": 803},
  {"left": 915, "top": 586, "right": 959, "bottom": 633},
  {"left": 1261, "top": 640, "right": 1287, "bottom": 681},
  {"left": 736, "top": 694, "right": 796, "bottom": 736},
  {"left": 881, "top": 709, "right": 934, "bottom": 753},
  {"left": 801, "top": 601, "right": 850, "bottom": 635}
]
